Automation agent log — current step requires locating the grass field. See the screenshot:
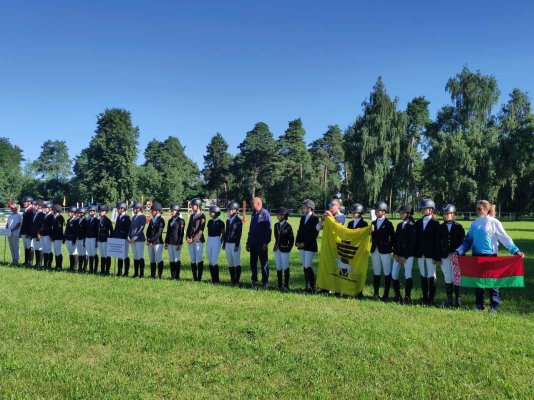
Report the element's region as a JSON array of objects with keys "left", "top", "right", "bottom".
[{"left": 0, "top": 215, "right": 533, "bottom": 399}]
